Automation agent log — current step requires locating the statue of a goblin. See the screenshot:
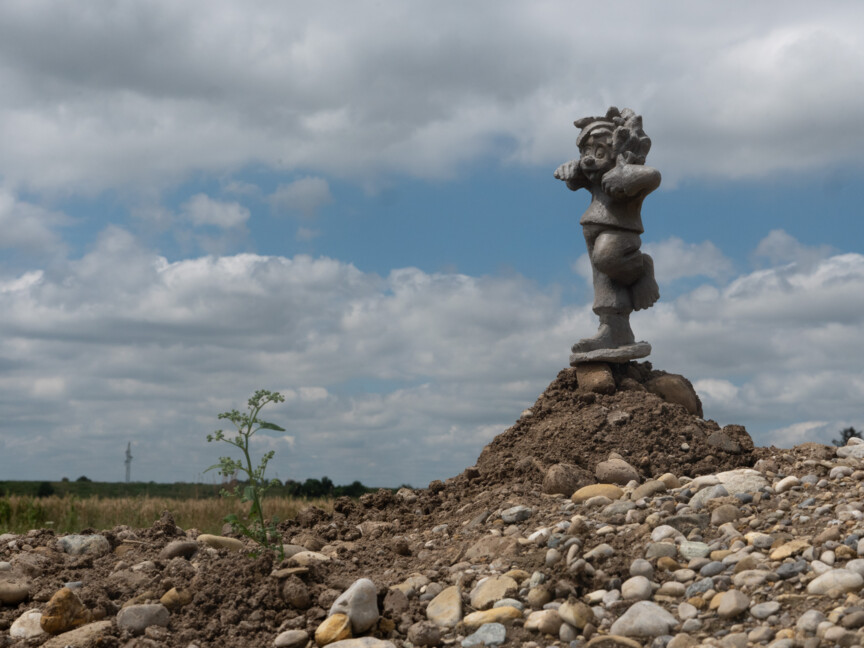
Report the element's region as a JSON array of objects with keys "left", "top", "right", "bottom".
[{"left": 554, "top": 106, "right": 660, "bottom": 365}]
